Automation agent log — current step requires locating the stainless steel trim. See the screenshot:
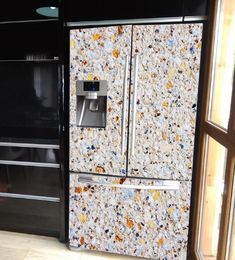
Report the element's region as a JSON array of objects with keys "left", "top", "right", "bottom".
[
  {"left": 0, "top": 142, "right": 59, "bottom": 149},
  {"left": 78, "top": 176, "right": 180, "bottom": 190},
  {"left": 0, "top": 59, "right": 59, "bottom": 62},
  {"left": 183, "top": 16, "right": 208, "bottom": 22},
  {"left": 121, "top": 55, "right": 129, "bottom": 155},
  {"left": 0, "top": 19, "right": 58, "bottom": 24},
  {"left": 131, "top": 54, "right": 139, "bottom": 156},
  {"left": 0, "top": 160, "right": 60, "bottom": 168},
  {"left": 0, "top": 192, "right": 60, "bottom": 202},
  {"left": 66, "top": 17, "right": 183, "bottom": 27}
]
